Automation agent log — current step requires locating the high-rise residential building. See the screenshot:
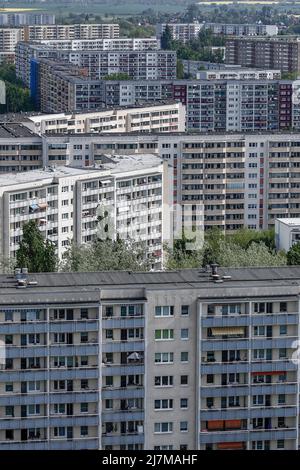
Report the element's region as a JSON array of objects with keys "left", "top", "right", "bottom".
[
  {"left": 3, "top": 127, "right": 300, "bottom": 232},
  {"left": 0, "top": 155, "right": 171, "bottom": 266},
  {"left": 0, "top": 265, "right": 299, "bottom": 450},
  {"left": 16, "top": 43, "right": 177, "bottom": 87},
  {"left": 225, "top": 37, "right": 300, "bottom": 73},
  {"left": 0, "top": 24, "right": 121, "bottom": 63}
]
